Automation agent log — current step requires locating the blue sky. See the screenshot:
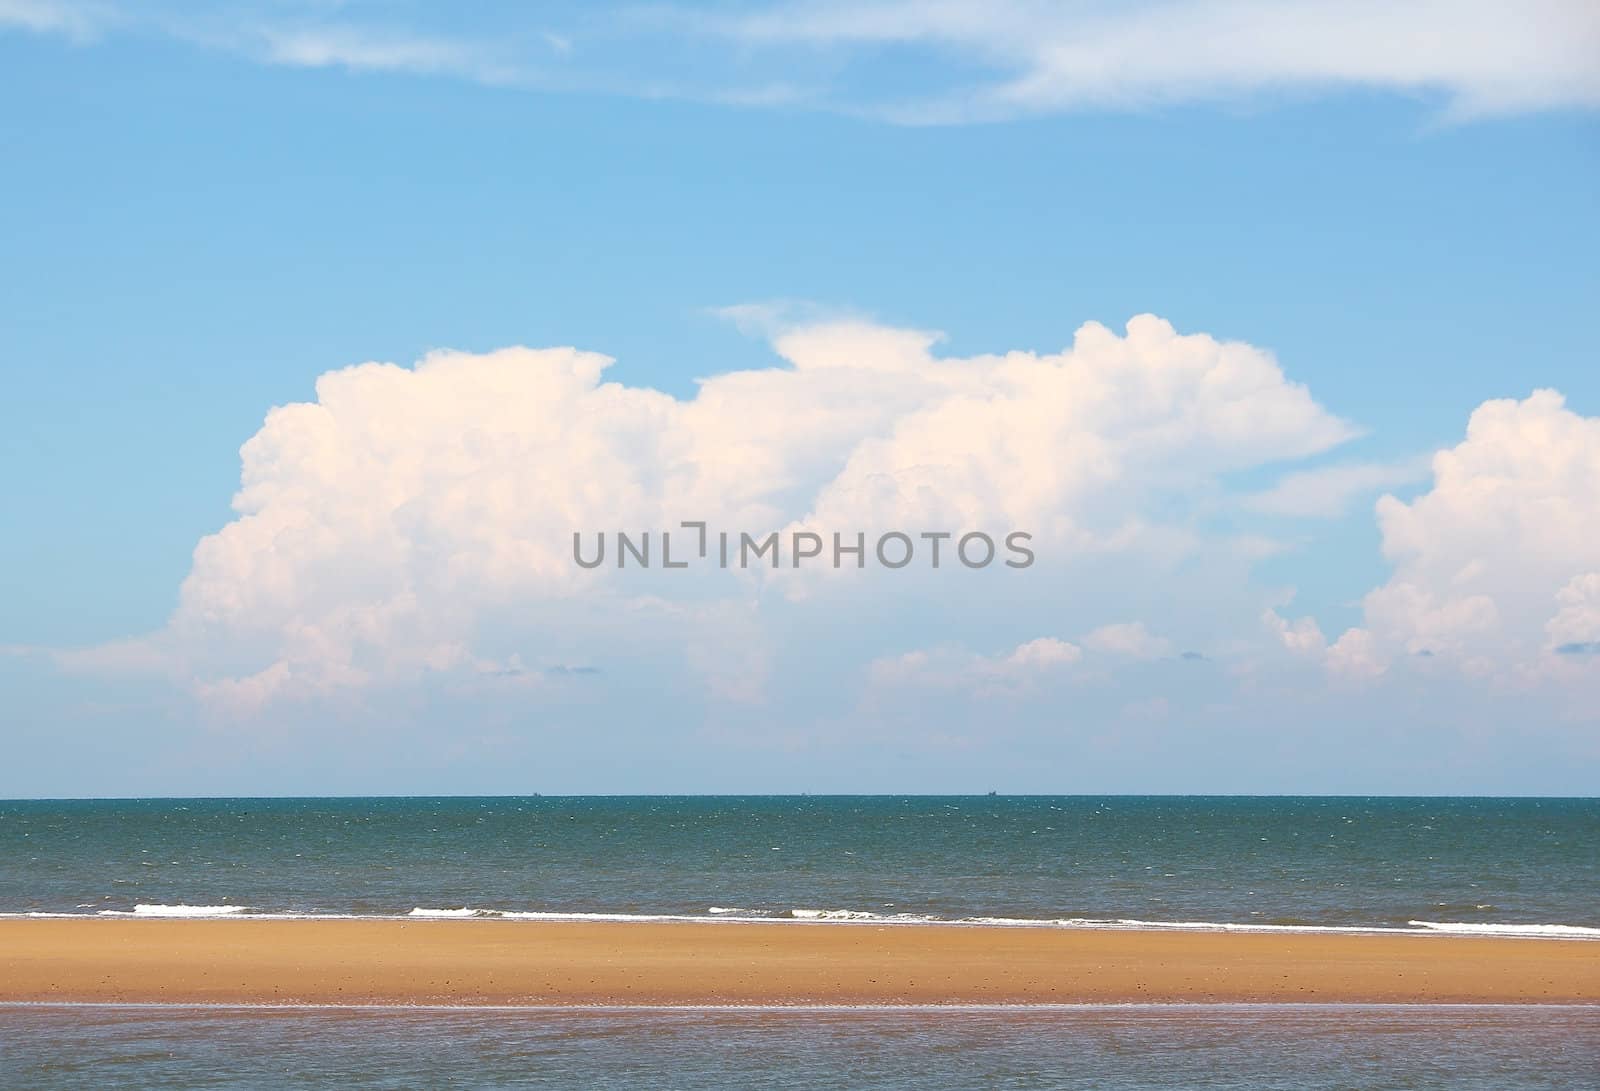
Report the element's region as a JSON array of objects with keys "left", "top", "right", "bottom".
[{"left": 2, "top": 2, "right": 1598, "bottom": 796}]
